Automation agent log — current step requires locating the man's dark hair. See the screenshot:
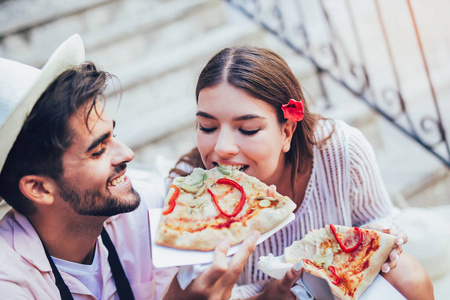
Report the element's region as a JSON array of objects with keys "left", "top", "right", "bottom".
[{"left": 0, "top": 62, "right": 116, "bottom": 215}]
